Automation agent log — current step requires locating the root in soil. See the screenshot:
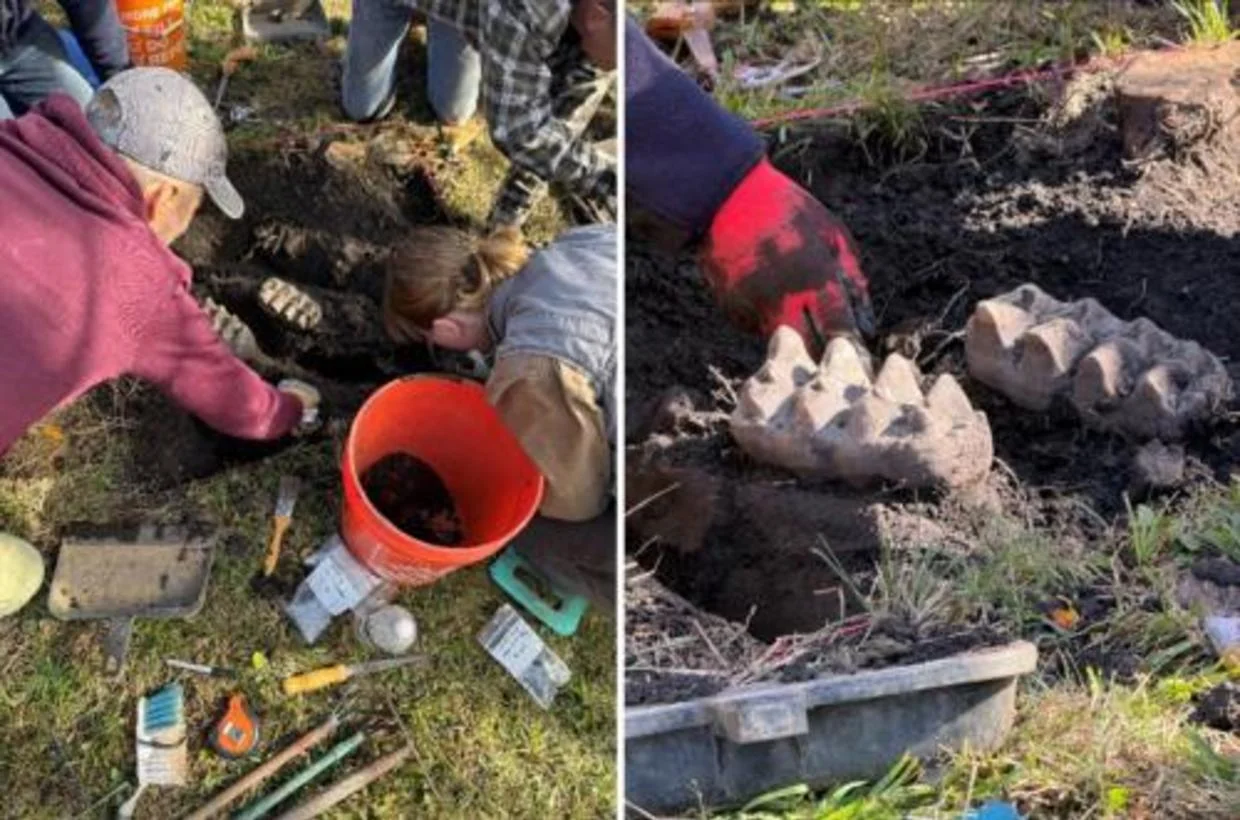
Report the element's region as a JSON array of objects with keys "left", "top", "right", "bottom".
[{"left": 362, "top": 453, "right": 464, "bottom": 547}]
